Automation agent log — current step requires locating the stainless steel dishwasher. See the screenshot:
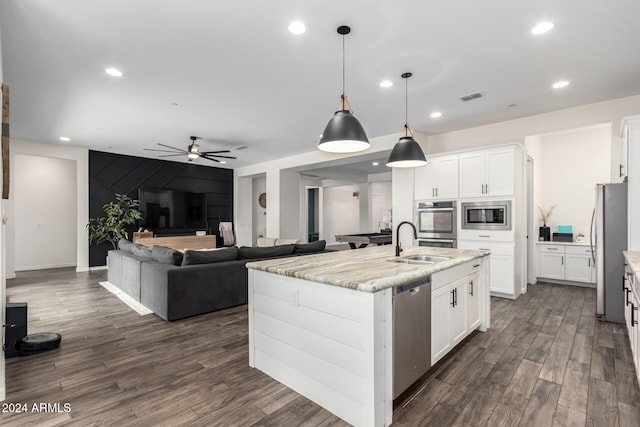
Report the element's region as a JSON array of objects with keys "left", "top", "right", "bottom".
[{"left": 393, "top": 277, "right": 431, "bottom": 399}]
